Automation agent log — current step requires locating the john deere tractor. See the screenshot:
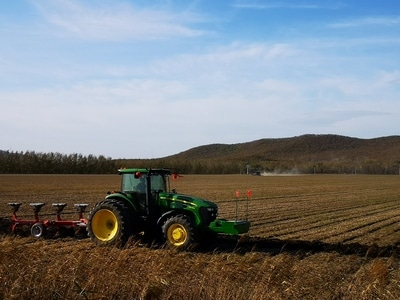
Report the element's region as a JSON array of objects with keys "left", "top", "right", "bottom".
[{"left": 87, "top": 168, "right": 250, "bottom": 249}]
